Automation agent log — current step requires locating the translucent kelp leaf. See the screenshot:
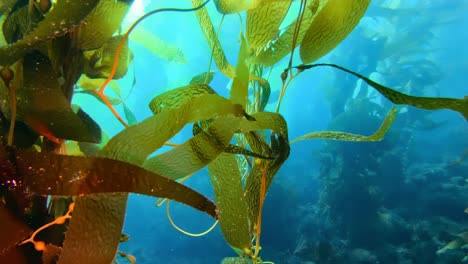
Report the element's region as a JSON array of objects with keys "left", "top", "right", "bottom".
[
  {"left": 0, "top": 0, "right": 100, "bottom": 65},
  {"left": 131, "top": 27, "right": 187, "bottom": 64},
  {"left": 246, "top": 0, "right": 291, "bottom": 50},
  {"left": 189, "top": 71, "right": 216, "bottom": 85},
  {"left": 299, "top": 0, "right": 371, "bottom": 63},
  {"left": 291, "top": 107, "right": 398, "bottom": 143},
  {"left": 230, "top": 34, "right": 250, "bottom": 107},
  {"left": 149, "top": 84, "right": 216, "bottom": 114},
  {"left": 77, "top": 74, "right": 120, "bottom": 93},
  {"left": 251, "top": 75, "right": 271, "bottom": 112},
  {"left": 191, "top": 0, "right": 236, "bottom": 78},
  {"left": 19, "top": 52, "right": 101, "bottom": 143},
  {"left": 143, "top": 117, "right": 241, "bottom": 180},
  {"left": 122, "top": 103, "right": 137, "bottom": 126},
  {"left": 297, "top": 63, "right": 468, "bottom": 120},
  {"left": 208, "top": 153, "right": 252, "bottom": 255},
  {"left": 78, "top": 0, "right": 132, "bottom": 51},
  {"left": 83, "top": 36, "right": 132, "bottom": 79},
  {"left": 213, "top": 0, "right": 255, "bottom": 14},
  {"left": 252, "top": 0, "right": 325, "bottom": 66}
]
